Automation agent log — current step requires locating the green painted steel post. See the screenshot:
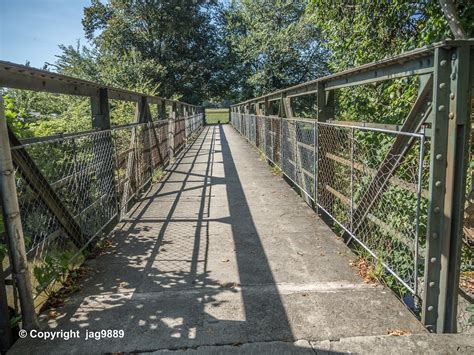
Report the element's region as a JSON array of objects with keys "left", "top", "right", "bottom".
[
  {"left": 422, "top": 46, "right": 453, "bottom": 333},
  {"left": 440, "top": 43, "right": 473, "bottom": 333}
]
